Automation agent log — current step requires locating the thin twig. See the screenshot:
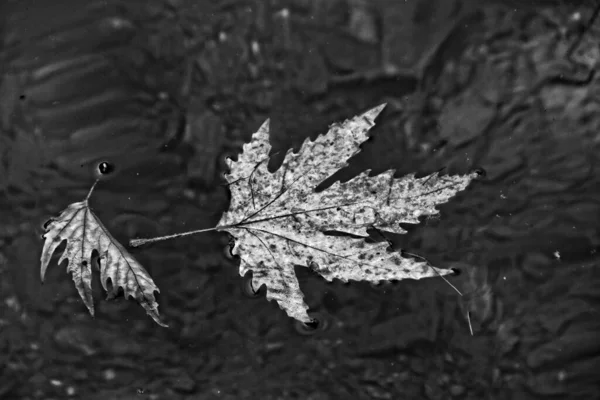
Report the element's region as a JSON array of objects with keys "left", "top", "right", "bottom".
[
  {"left": 403, "top": 251, "right": 462, "bottom": 296},
  {"left": 467, "top": 311, "right": 474, "bottom": 336}
]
